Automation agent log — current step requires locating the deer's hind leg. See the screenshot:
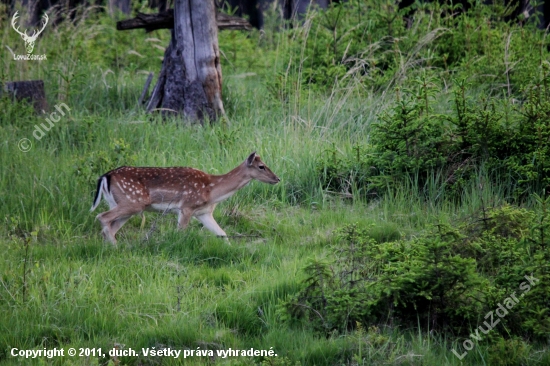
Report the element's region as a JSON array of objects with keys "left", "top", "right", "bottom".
[
  {"left": 97, "top": 205, "right": 143, "bottom": 244},
  {"left": 110, "top": 215, "right": 134, "bottom": 237}
]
